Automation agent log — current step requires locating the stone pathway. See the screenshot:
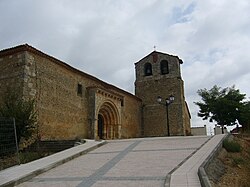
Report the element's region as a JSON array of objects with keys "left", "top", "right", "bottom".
[
  {"left": 170, "top": 134, "right": 225, "bottom": 187},
  {"left": 13, "top": 136, "right": 211, "bottom": 187}
]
